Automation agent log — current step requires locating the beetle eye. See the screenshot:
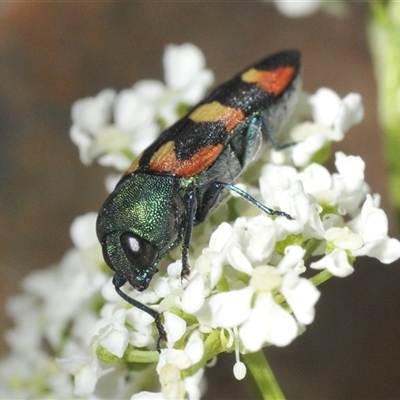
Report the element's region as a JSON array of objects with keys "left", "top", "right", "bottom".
[{"left": 120, "top": 232, "right": 158, "bottom": 269}]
